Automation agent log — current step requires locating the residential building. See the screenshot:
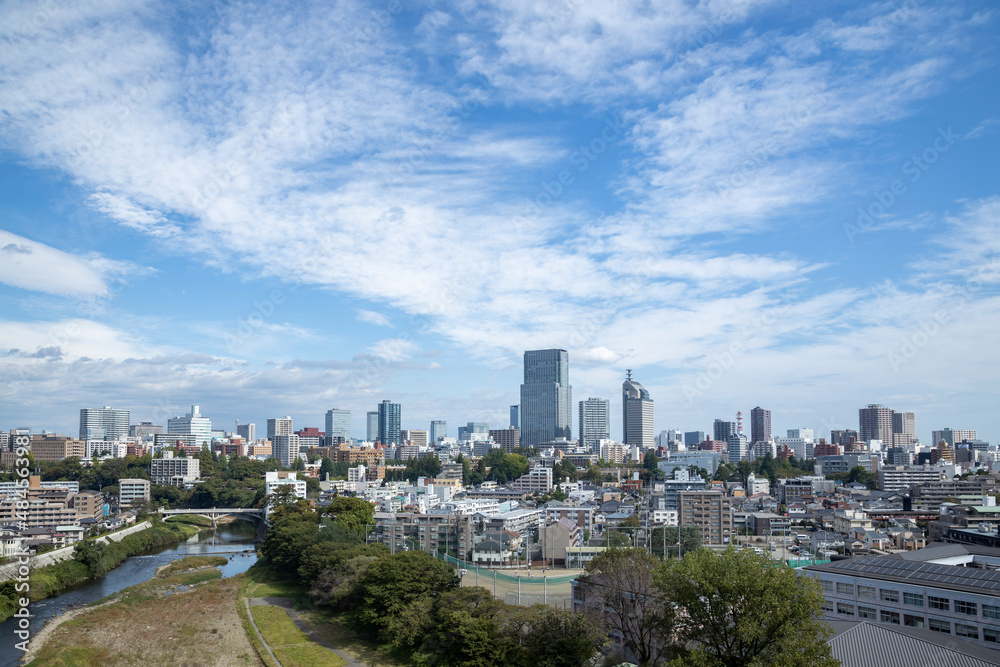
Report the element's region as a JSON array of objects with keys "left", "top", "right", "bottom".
[
  {"left": 330, "top": 443, "right": 385, "bottom": 468},
  {"left": 400, "top": 429, "right": 428, "bottom": 448},
  {"left": 878, "top": 466, "right": 946, "bottom": 493},
  {"left": 29, "top": 434, "right": 86, "bottom": 461},
  {"left": 154, "top": 433, "right": 200, "bottom": 450},
  {"left": 750, "top": 406, "right": 772, "bottom": 445},
  {"left": 373, "top": 511, "right": 474, "bottom": 557},
  {"left": 663, "top": 468, "right": 708, "bottom": 510},
  {"left": 539, "top": 517, "right": 581, "bottom": 565},
  {"left": 892, "top": 411, "right": 917, "bottom": 447},
  {"left": 713, "top": 419, "right": 736, "bottom": 443},
  {"left": 272, "top": 434, "right": 301, "bottom": 467},
  {"left": 266, "top": 416, "right": 293, "bottom": 441},
  {"left": 377, "top": 400, "right": 401, "bottom": 446},
  {"left": 831, "top": 429, "right": 860, "bottom": 447},
  {"left": 430, "top": 420, "right": 446, "bottom": 443},
  {"left": 489, "top": 427, "right": 520, "bottom": 453},
  {"left": 508, "top": 466, "right": 554, "bottom": 494},
  {"left": 324, "top": 409, "right": 351, "bottom": 444},
  {"left": 657, "top": 450, "right": 723, "bottom": 476},
  {"left": 859, "top": 404, "right": 893, "bottom": 445},
  {"left": 579, "top": 397, "right": 611, "bottom": 453},
  {"left": 727, "top": 431, "right": 749, "bottom": 463},
  {"left": 519, "top": 348, "right": 572, "bottom": 449},
  {"left": 168, "top": 405, "right": 212, "bottom": 447},
  {"left": 265, "top": 471, "right": 307, "bottom": 500},
  {"left": 79, "top": 406, "right": 130, "bottom": 441},
  {"left": 678, "top": 490, "right": 732, "bottom": 546},
  {"left": 931, "top": 428, "right": 978, "bottom": 448},
  {"left": 600, "top": 440, "right": 630, "bottom": 464},
  {"left": 236, "top": 422, "right": 256, "bottom": 442},
  {"left": 150, "top": 452, "right": 200, "bottom": 486},
  {"left": 622, "top": 370, "right": 654, "bottom": 449}
]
